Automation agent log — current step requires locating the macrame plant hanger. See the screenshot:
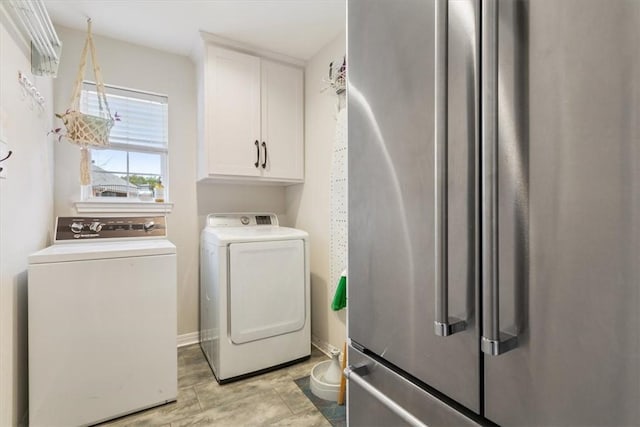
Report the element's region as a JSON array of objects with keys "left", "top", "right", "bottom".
[{"left": 61, "top": 18, "right": 114, "bottom": 192}]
